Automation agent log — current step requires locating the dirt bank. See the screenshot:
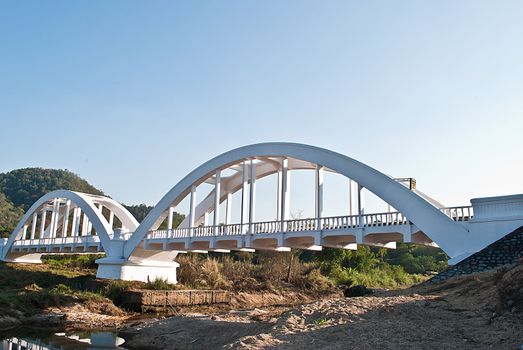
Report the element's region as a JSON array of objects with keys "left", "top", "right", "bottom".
[
  {"left": 0, "top": 286, "right": 338, "bottom": 332},
  {"left": 121, "top": 264, "right": 523, "bottom": 350}
]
